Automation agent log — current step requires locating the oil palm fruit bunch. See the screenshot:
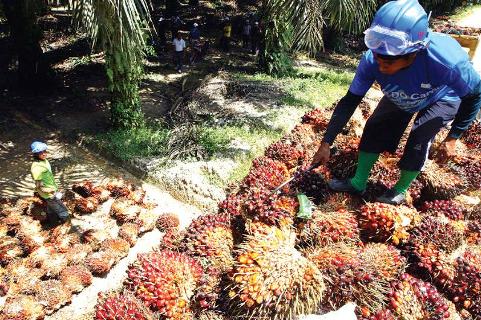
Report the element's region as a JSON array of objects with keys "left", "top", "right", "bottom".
[
  {"left": 74, "top": 196, "right": 99, "bottom": 214},
  {"left": 420, "top": 199, "right": 465, "bottom": 220},
  {"left": 99, "top": 238, "right": 131, "bottom": 263},
  {"left": 105, "top": 178, "right": 133, "bottom": 198},
  {"left": 1, "top": 294, "right": 45, "bottom": 320},
  {"left": 318, "top": 192, "right": 363, "bottom": 212},
  {"left": 91, "top": 185, "right": 111, "bottom": 203},
  {"left": 85, "top": 250, "right": 117, "bottom": 276},
  {"left": 291, "top": 166, "right": 330, "bottom": 204},
  {"left": 449, "top": 245, "right": 481, "bottom": 317},
  {"left": 156, "top": 213, "right": 180, "bottom": 232},
  {"left": 34, "top": 279, "right": 73, "bottom": 314},
  {"left": 408, "top": 179, "right": 424, "bottom": 204},
  {"left": 196, "top": 310, "right": 228, "bottom": 320},
  {"left": 72, "top": 180, "right": 94, "bottom": 197},
  {"left": 285, "top": 124, "right": 322, "bottom": 161},
  {"left": 60, "top": 265, "right": 93, "bottom": 293},
  {"left": 242, "top": 187, "right": 293, "bottom": 225},
  {"left": 387, "top": 274, "right": 452, "bottom": 320},
  {"left": 307, "top": 243, "right": 389, "bottom": 315},
  {"left": 357, "top": 308, "right": 396, "bottom": 320},
  {"left": 29, "top": 245, "right": 55, "bottom": 267},
  {"left": 0, "top": 236, "right": 23, "bottom": 265},
  {"left": 465, "top": 201, "right": 481, "bottom": 220},
  {"left": 128, "top": 188, "right": 146, "bottom": 205},
  {"left": 52, "top": 232, "right": 81, "bottom": 254},
  {"left": 465, "top": 220, "right": 481, "bottom": 245},
  {"left": 136, "top": 207, "right": 158, "bottom": 233},
  {"left": 16, "top": 196, "right": 47, "bottom": 222},
  {"left": 81, "top": 228, "right": 110, "bottom": 251},
  {"left": 450, "top": 156, "right": 481, "bottom": 191},
  {"left": 411, "top": 242, "right": 456, "bottom": 287},
  {"left": 410, "top": 215, "right": 464, "bottom": 254},
  {"left": 4, "top": 259, "right": 35, "bottom": 292},
  {"left": 182, "top": 213, "right": 234, "bottom": 272},
  {"left": 241, "top": 157, "right": 289, "bottom": 191},
  {"left": 365, "top": 156, "right": 400, "bottom": 201},
  {"left": 64, "top": 243, "right": 92, "bottom": 267},
  {"left": 95, "top": 291, "right": 154, "bottom": 320},
  {"left": 192, "top": 267, "right": 223, "bottom": 311},
  {"left": 125, "top": 249, "right": 203, "bottom": 319},
  {"left": 461, "top": 120, "right": 481, "bottom": 150},
  {"left": 110, "top": 197, "right": 141, "bottom": 224},
  {"left": 297, "top": 209, "right": 359, "bottom": 248},
  {"left": 119, "top": 222, "right": 141, "bottom": 247},
  {"left": 16, "top": 218, "right": 46, "bottom": 254},
  {"left": 327, "top": 137, "right": 360, "bottom": 179},
  {"left": 7, "top": 264, "right": 43, "bottom": 295},
  {"left": 418, "top": 160, "right": 466, "bottom": 200},
  {"left": 41, "top": 251, "right": 68, "bottom": 278},
  {"left": 359, "top": 243, "right": 406, "bottom": 282},
  {"left": 301, "top": 108, "right": 330, "bottom": 130},
  {"left": 264, "top": 141, "right": 305, "bottom": 169},
  {"left": 218, "top": 193, "right": 246, "bottom": 217},
  {"left": 358, "top": 202, "right": 421, "bottom": 245},
  {"left": 227, "top": 226, "right": 325, "bottom": 319}
]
